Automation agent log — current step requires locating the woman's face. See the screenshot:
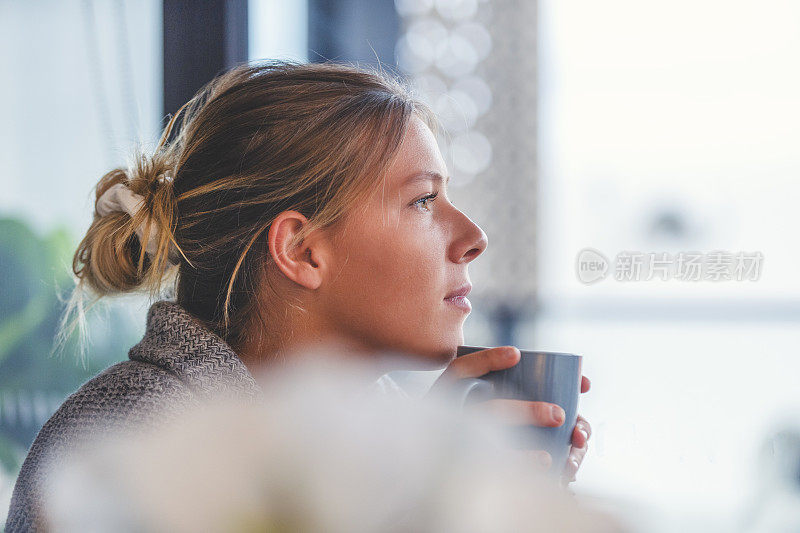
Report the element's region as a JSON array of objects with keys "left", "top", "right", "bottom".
[{"left": 319, "top": 115, "right": 488, "bottom": 367}]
